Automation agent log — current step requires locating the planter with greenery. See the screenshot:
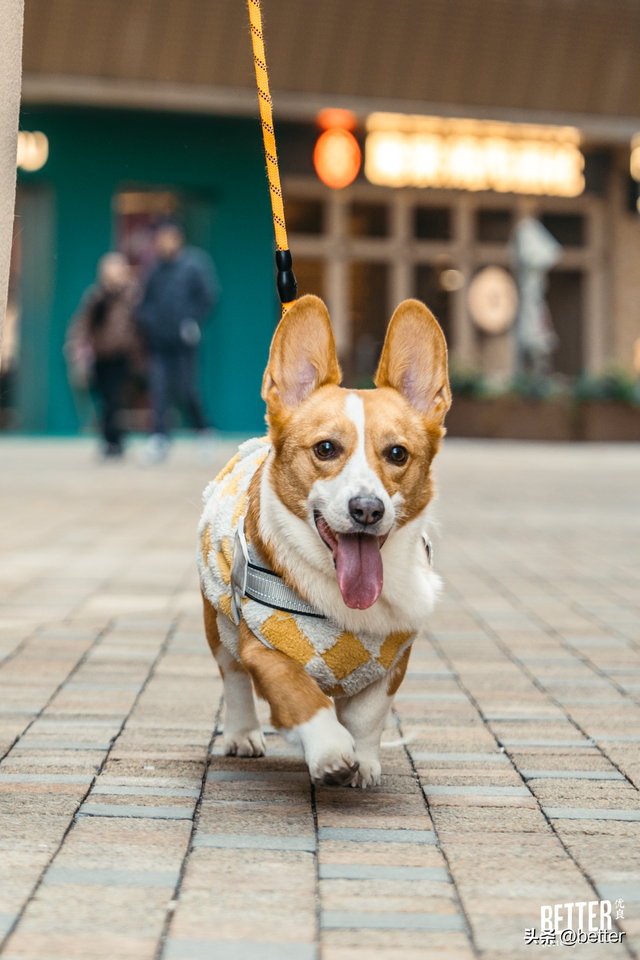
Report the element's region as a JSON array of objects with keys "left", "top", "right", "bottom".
[
  {"left": 445, "top": 368, "right": 640, "bottom": 441},
  {"left": 572, "top": 372, "right": 640, "bottom": 441}
]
